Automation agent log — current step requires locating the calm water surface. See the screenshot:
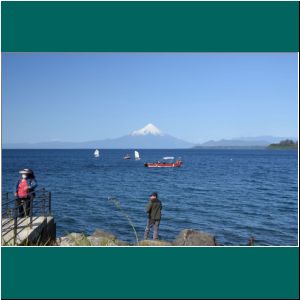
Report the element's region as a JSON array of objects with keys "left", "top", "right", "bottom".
[{"left": 2, "top": 149, "right": 298, "bottom": 245}]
